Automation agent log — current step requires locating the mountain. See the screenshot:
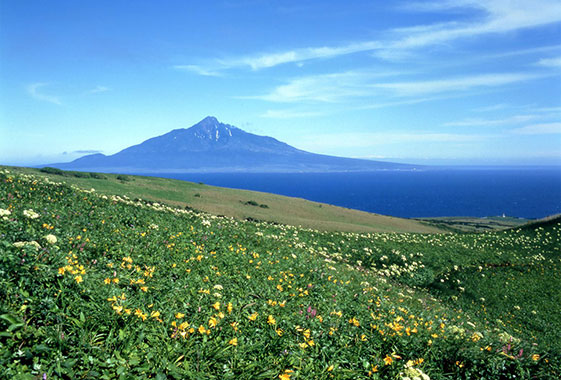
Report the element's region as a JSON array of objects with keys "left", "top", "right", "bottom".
[{"left": 50, "top": 116, "right": 414, "bottom": 173}]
